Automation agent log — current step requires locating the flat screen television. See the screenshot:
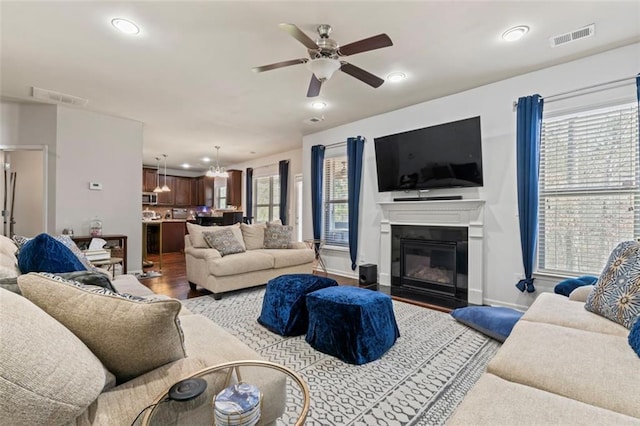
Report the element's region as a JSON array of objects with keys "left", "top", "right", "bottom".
[{"left": 374, "top": 116, "right": 483, "bottom": 192}]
